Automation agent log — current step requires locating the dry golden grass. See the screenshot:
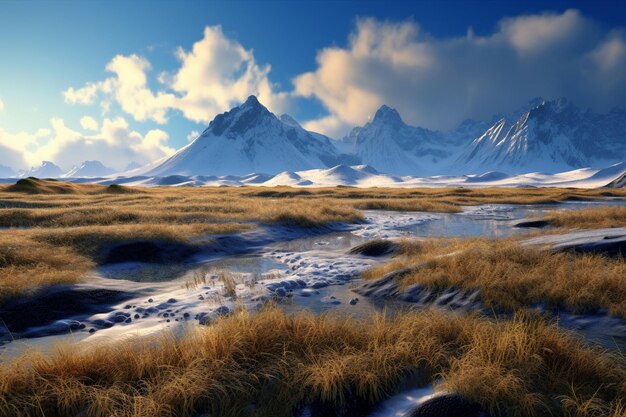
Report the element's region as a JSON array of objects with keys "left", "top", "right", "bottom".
[
  {"left": 364, "top": 238, "right": 626, "bottom": 317},
  {"left": 0, "top": 223, "right": 250, "bottom": 303},
  {"left": 1, "top": 179, "right": 625, "bottom": 228},
  {"left": 544, "top": 206, "right": 626, "bottom": 229},
  {"left": 0, "top": 307, "right": 624, "bottom": 417},
  {"left": 1, "top": 179, "right": 624, "bottom": 302},
  {"left": 0, "top": 232, "right": 94, "bottom": 303}
]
